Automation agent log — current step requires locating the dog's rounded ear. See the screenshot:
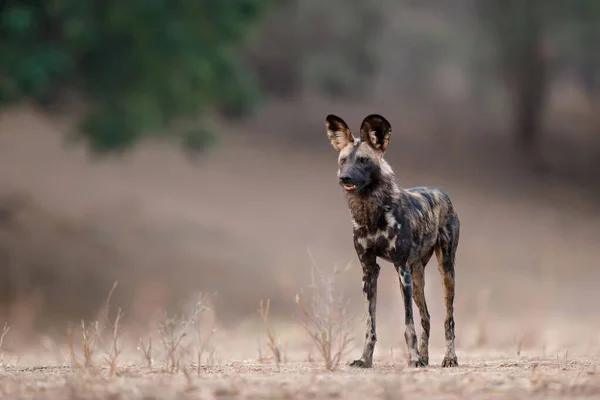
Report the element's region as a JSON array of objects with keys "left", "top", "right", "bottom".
[
  {"left": 359, "top": 114, "right": 392, "bottom": 152},
  {"left": 326, "top": 114, "right": 354, "bottom": 151}
]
